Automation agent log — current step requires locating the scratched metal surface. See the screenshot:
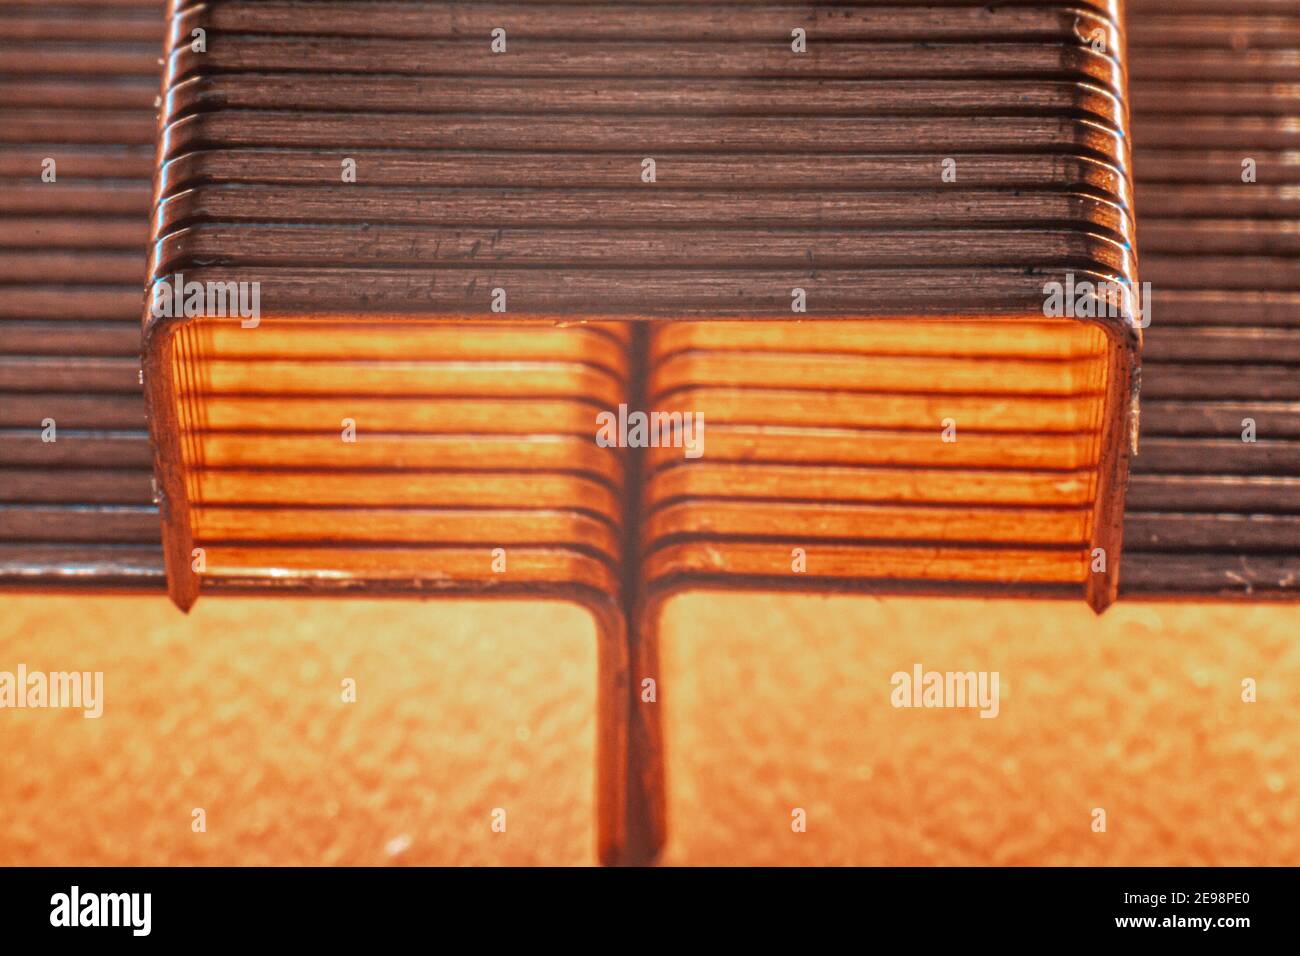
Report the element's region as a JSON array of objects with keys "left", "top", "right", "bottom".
[
  {"left": 21, "top": 1, "right": 1295, "bottom": 608},
  {"left": 1121, "top": 0, "right": 1300, "bottom": 598},
  {"left": 0, "top": 0, "right": 166, "bottom": 588},
  {"left": 1, "top": 0, "right": 1296, "bottom": 871},
  {"left": 146, "top": 0, "right": 1139, "bottom": 323},
  {"left": 142, "top": 1, "right": 1140, "bottom": 619}
]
